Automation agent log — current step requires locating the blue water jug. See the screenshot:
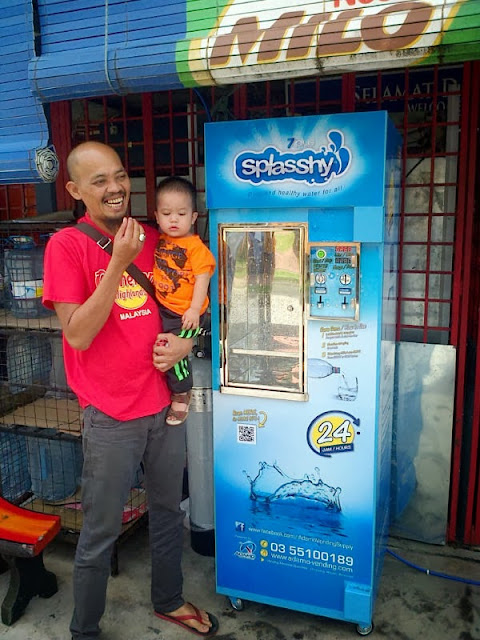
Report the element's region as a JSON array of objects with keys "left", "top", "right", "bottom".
[
  {"left": 49, "top": 334, "right": 71, "bottom": 397},
  {"left": 6, "top": 332, "right": 52, "bottom": 394},
  {"left": 26, "top": 433, "right": 83, "bottom": 502},
  {"left": 0, "top": 430, "right": 31, "bottom": 501},
  {"left": 0, "top": 244, "right": 5, "bottom": 309},
  {"left": 4, "top": 235, "right": 52, "bottom": 318}
]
